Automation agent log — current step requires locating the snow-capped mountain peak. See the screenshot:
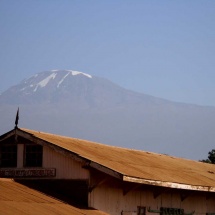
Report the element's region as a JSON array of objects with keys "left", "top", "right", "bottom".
[
  {"left": 51, "top": 70, "right": 92, "bottom": 79},
  {"left": 52, "top": 70, "right": 92, "bottom": 88},
  {"left": 18, "top": 69, "right": 93, "bottom": 93},
  {"left": 33, "top": 72, "right": 57, "bottom": 92},
  {"left": 0, "top": 69, "right": 96, "bottom": 104}
]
